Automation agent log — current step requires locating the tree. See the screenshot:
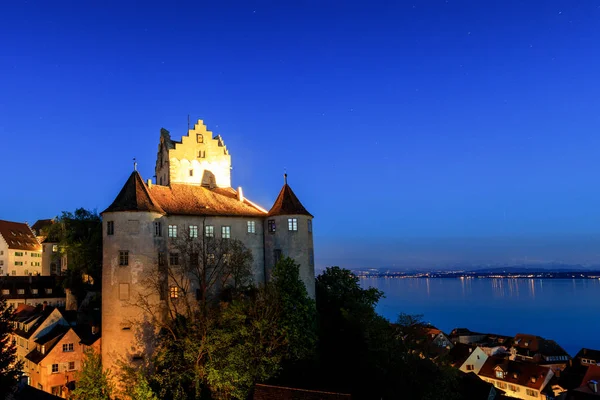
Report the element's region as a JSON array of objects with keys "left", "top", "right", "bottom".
[
  {"left": 312, "top": 267, "right": 461, "bottom": 400},
  {"left": 0, "top": 297, "right": 22, "bottom": 399},
  {"left": 44, "top": 208, "right": 102, "bottom": 299},
  {"left": 271, "top": 257, "right": 316, "bottom": 361},
  {"left": 71, "top": 348, "right": 113, "bottom": 400}
]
